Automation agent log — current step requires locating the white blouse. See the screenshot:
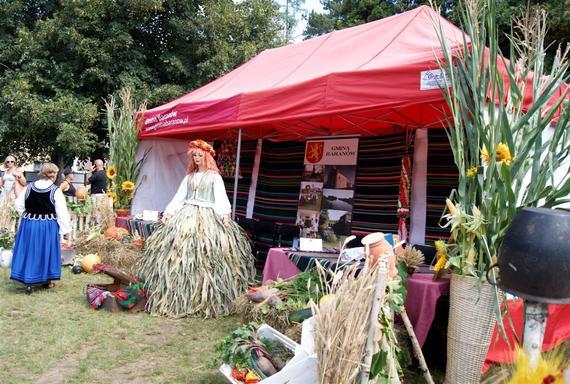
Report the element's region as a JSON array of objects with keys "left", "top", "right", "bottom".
[
  {"left": 14, "top": 180, "right": 72, "bottom": 235},
  {"left": 164, "top": 172, "right": 232, "bottom": 217}
]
